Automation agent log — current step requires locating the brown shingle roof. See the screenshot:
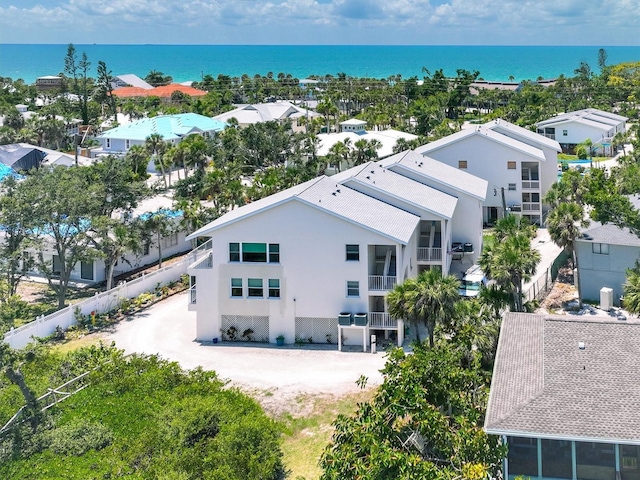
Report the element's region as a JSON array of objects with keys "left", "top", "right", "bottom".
[{"left": 485, "top": 313, "right": 640, "bottom": 443}]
